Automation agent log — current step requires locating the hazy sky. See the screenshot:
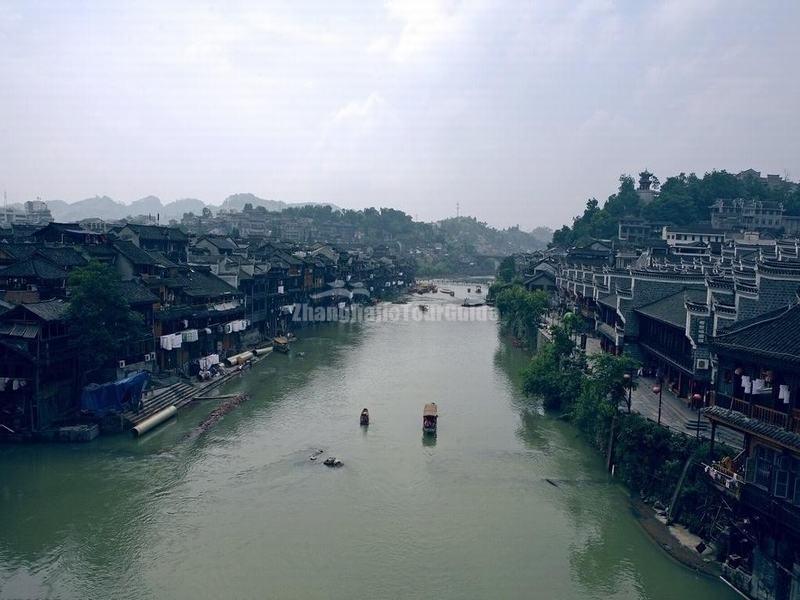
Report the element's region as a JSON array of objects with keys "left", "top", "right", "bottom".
[{"left": 1, "top": 1, "right": 799, "bottom": 229}]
